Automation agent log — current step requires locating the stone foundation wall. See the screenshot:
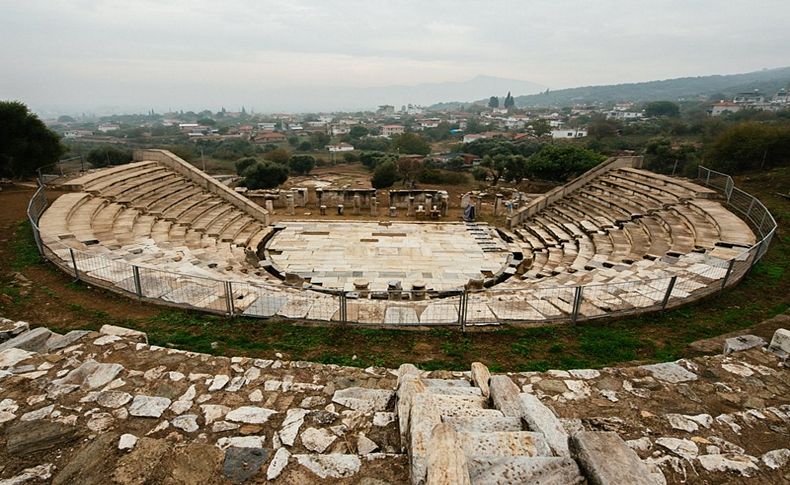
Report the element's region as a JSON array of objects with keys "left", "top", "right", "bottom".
[
  {"left": 316, "top": 188, "right": 376, "bottom": 209},
  {"left": 388, "top": 190, "right": 449, "bottom": 210},
  {"left": 246, "top": 188, "right": 308, "bottom": 209}
]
